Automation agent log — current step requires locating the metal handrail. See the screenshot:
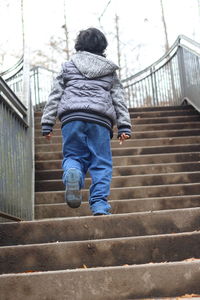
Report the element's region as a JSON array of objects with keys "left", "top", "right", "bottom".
[
  {"left": 0, "top": 56, "right": 23, "bottom": 78},
  {"left": 122, "top": 36, "right": 181, "bottom": 83},
  {"left": 122, "top": 35, "right": 200, "bottom": 84},
  {"left": 122, "top": 35, "right": 200, "bottom": 109},
  {"left": 0, "top": 51, "right": 34, "bottom": 222},
  {"left": 0, "top": 76, "right": 28, "bottom": 125}
]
